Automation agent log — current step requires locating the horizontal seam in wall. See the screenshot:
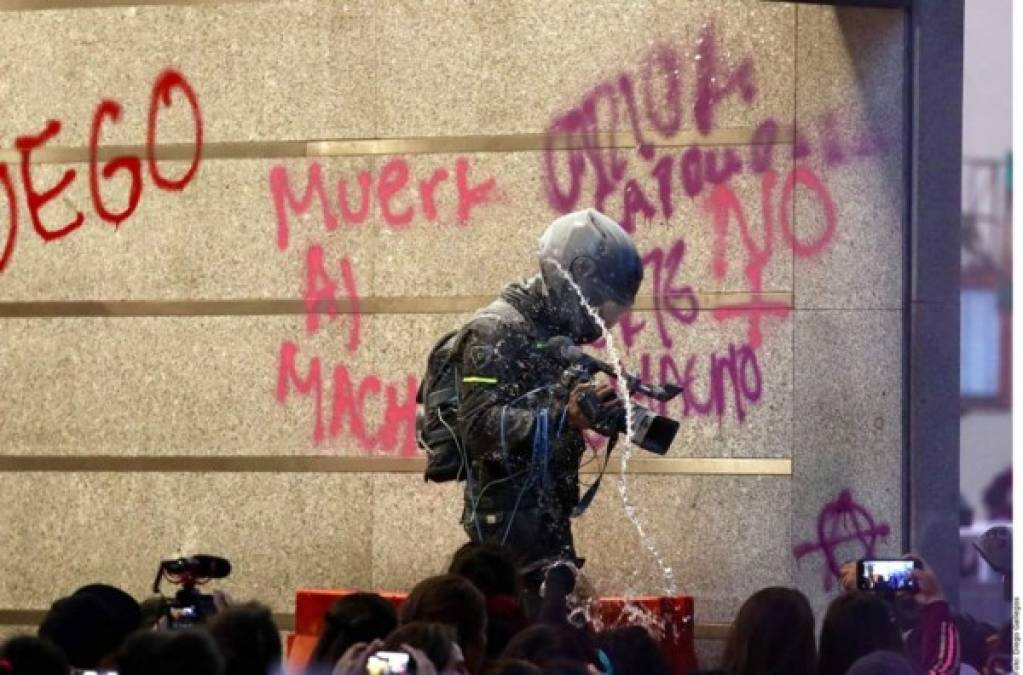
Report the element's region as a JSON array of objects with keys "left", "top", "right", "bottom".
[
  {"left": 0, "top": 0, "right": 267, "bottom": 11},
  {"left": 0, "top": 456, "right": 793, "bottom": 475},
  {"left": 0, "top": 293, "right": 794, "bottom": 318},
  {"left": 0, "top": 609, "right": 296, "bottom": 631},
  {"left": 0, "top": 609, "right": 731, "bottom": 639},
  {"left": 693, "top": 623, "right": 731, "bottom": 640},
  {"left": 0, "top": 128, "right": 795, "bottom": 165}
]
